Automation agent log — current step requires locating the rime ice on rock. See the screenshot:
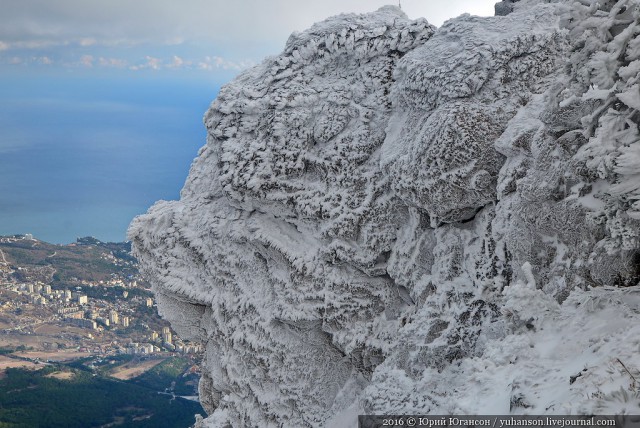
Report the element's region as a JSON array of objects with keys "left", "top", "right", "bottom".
[
  {"left": 131, "top": 7, "right": 435, "bottom": 427},
  {"left": 129, "top": 2, "right": 640, "bottom": 427},
  {"left": 382, "top": 5, "right": 565, "bottom": 223}
]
